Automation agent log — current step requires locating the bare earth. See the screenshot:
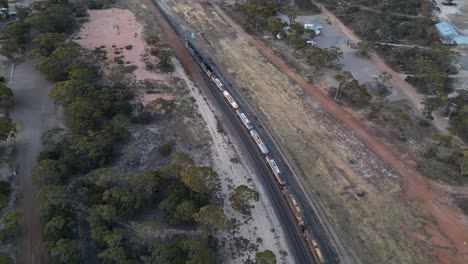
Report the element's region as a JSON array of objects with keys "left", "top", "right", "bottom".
[
  {"left": 161, "top": 0, "right": 468, "bottom": 263},
  {"left": 76, "top": 6, "right": 293, "bottom": 263}
]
